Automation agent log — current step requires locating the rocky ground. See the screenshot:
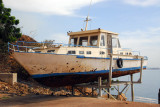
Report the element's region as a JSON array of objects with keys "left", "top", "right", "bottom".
[
  {"left": 0, "top": 80, "right": 98, "bottom": 100},
  {"left": 0, "top": 81, "right": 53, "bottom": 99}
]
